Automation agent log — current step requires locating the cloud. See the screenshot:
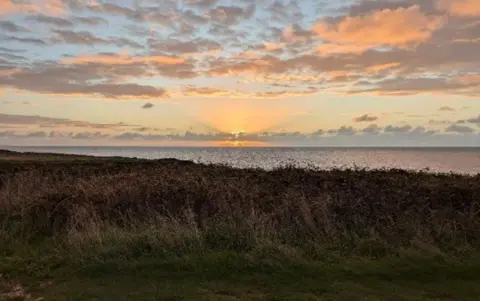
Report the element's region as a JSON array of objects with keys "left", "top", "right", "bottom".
[
  {"left": 268, "top": 0, "right": 304, "bottom": 24},
  {"left": 186, "top": 0, "right": 219, "bottom": 9},
  {"left": 384, "top": 125, "right": 413, "bottom": 133},
  {"left": 77, "top": 2, "right": 174, "bottom": 26},
  {"left": 206, "top": 56, "right": 285, "bottom": 76},
  {"left": 0, "top": 21, "right": 30, "bottom": 32},
  {"left": 112, "top": 132, "right": 234, "bottom": 142},
  {"left": 208, "top": 5, "right": 255, "bottom": 25},
  {"left": 2, "top": 101, "right": 30, "bottom": 105},
  {"left": 0, "top": 47, "right": 26, "bottom": 53},
  {"left": 1, "top": 0, "right": 65, "bottom": 15},
  {"left": 367, "top": 62, "right": 402, "bottom": 72},
  {"left": 73, "top": 16, "right": 108, "bottom": 26},
  {"left": 182, "top": 86, "right": 229, "bottom": 96},
  {"left": 467, "top": 115, "right": 480, "bottom": 124},
  {"left": 283, "top": 24, "right": 315, "bottom": 43},
  {"left": 142, "top": 102, "right": 154, "bottom": 109},
  {"left": 112, "top": 37, "right": 143, "bottom": 49},
  {"left": 52, "top": 29, "right": 143, "bottom": 48},
  {"left": 134, "top": 127, "right": 163, "bottom": 132},
  {"left": 410, "top": 126, "right": 436, "bottom": 135},
  {"left": 6, "top": 36, "right": 48, "bottom": 45},
  {"left": 52, "top": 29, "right": 108, "bottom": 45},
  {"left": 439, "top": 106, "right": 456, "bottom": 111},
  {"left": 0, "top": 52, "right": 27, "bottom": 61},
  {"left": 446, "top": 124, "right": 475, "bottom": 133},
  {"left": 1, "top": 0, "right": 38, "bottom": 15},
  {"left": 27, "top": 14, "right": 73, "bottom": 27},
  {"left": 3, "top": 125, "right": 478, "bottom": 147},
  {"left": 3, "top": 130, "right": 112, "bottom": 140},
  {"left": 25, "top": 131, "right": 47, "bottom": 138},
  {"left": 62, "top": 54, "right": 185, "bottom": 65},
  {"left": 70, "top": 54, "right": 194, "bottom": 84},
  {"left": 54, "top": 83, "right": 164, "bottom": 98},
  {"left": 361, "top": 124, "right": 382, "bottom": 134},
  {"left": 429, "top": 119, "right": 452, "bottom": 125},
  {"left": 0, "top": 113, "right": 136, "bottom": 129},
  {"left": 253, "top": 88, "right": 319, "bottom": 99},
  {"left": 178, "top": 86, "right": 319, "bottom": 99},
  {"left": 149, "top": 38, "right": 221, "bottom": 55},
  {"left": 354, "top": 114, "right": 378, "bottom": 122},
  {"left": 72, "top": 132, "right": 110, "bottom": 139},
  {"left": 437, "top": 0, "right": 480, "bottom": 17},
  {"left": 313, "top": 5, "right": 444, "bottom": 54},
  {"left": 253, "top": 42, "right": 286, "bottom": 53},
  {"left": 183, "top": 10, "right": 209, "bottom": 24},
  {"left": 0, "top": 64, "right": 168, "bottom": 98},
  {"left": 84, "top": 3, "right": 143, "bottom": 21},
  {"left": 344, "top": 0, "right": 439, "bottom": 16},
  {"left": 329, "top": 126, "right": 357, "bottom": 136},
  {"left": 59, "top": 53, "right": 196, "bottom": 79},
  {"left": 348, "top": 76, "right": 480, "bottom": 96}
]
